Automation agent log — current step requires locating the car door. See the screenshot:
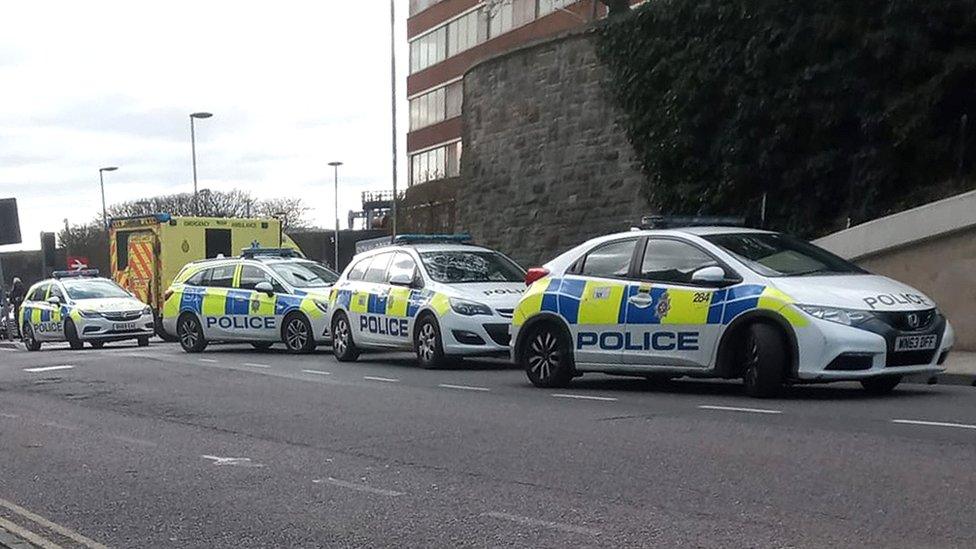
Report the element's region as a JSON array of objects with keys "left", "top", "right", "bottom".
[
  {"left": 379, "top": 252, "right": 419, "bottom": 348},
  {"left": 566, "top": 238, "right": 640, "bottom": 366},
  {"left": 355, "top": 252, "right": 395, "bottom": 346},
  {"left": 622, "top": 237, "right": 730, "bottom": 368},
  {"left": 200, "top": 264, "right": 237, "bottom": 340},
  {"left": 22, "top": 284, "right": 51, "bottom": 340},
  {"left": 45, "top": 283, "right": 67, "bottom": 340},
  {"left": 236, "top": 264, "right": 284, "bottom": 341}
]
